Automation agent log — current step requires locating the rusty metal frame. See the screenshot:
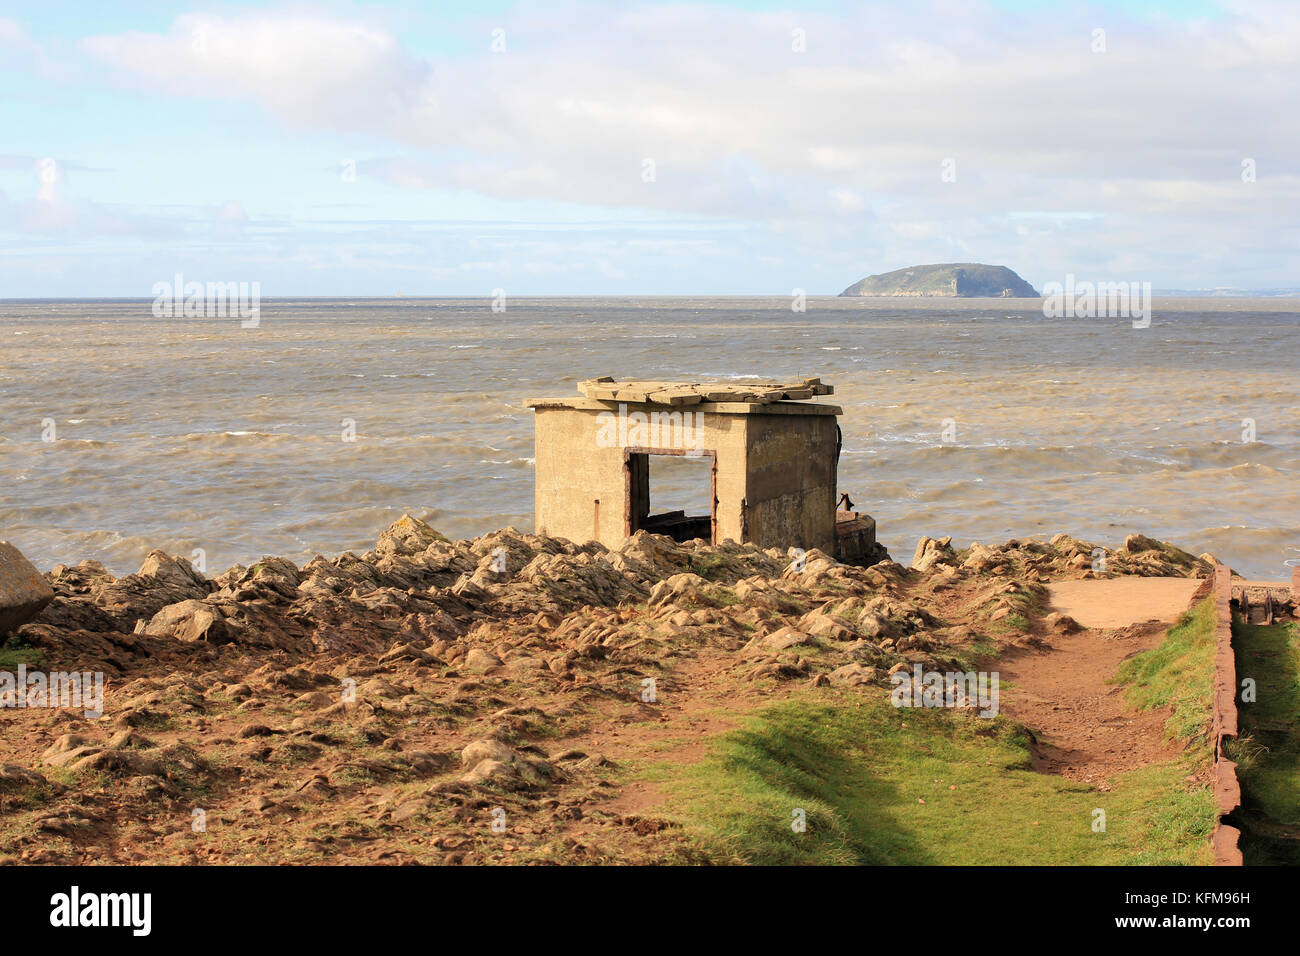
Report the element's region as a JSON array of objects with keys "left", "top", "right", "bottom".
[{"left": 623, "top": 447, "right": 718, "bottom": 544}]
